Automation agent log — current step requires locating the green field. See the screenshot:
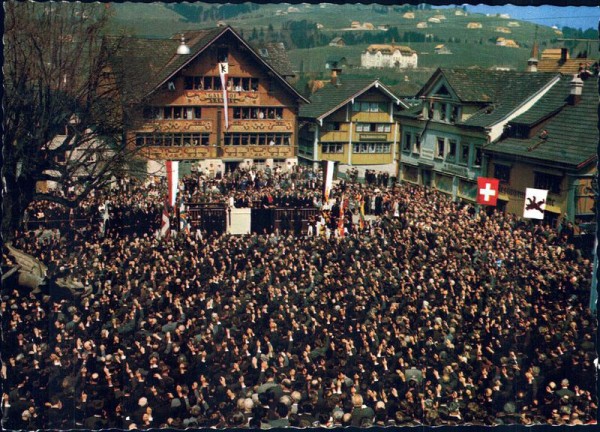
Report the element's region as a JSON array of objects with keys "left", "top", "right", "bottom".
[{"left": 105, "top": 2, "right": 590, "bottom": 80}]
